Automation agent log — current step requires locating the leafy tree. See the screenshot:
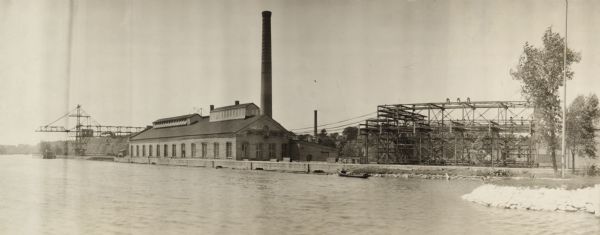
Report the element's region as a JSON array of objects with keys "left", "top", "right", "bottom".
[
  {"left": 340, "top": 142, "right": 358, "bottom": 158},
  {"left": 334, "top": 127, "right": 360, "bottom": 160},
  {"left": 566, "top": 94, "right": 600, "bottom": 172},
  {"left": 318, "top": 129, "right": 336, "bottom": 148},
  {"left": 342, "top": 127, "right": 358, "bottom": 142},
  {"left": 319, "top": 129, "right": 328, "bottom": 138},
  {"left": 329, "top": 132, "right": 340, "bottom": 141},
  {"left": 511, "top": 27, "right": 581, "bottom": 173}
]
